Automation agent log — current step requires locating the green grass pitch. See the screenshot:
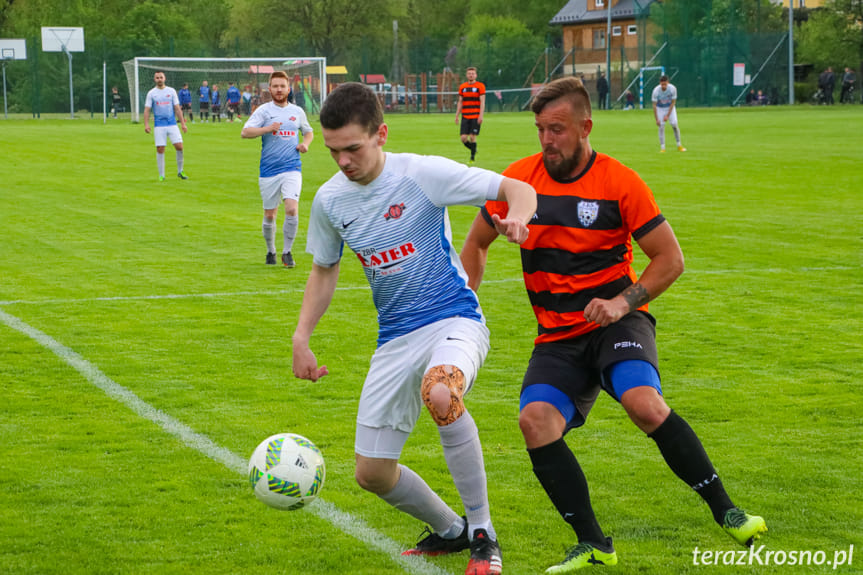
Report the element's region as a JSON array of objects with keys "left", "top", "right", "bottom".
[{"left": 1, "top": 106, "right": 861, "bottom": 574}]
